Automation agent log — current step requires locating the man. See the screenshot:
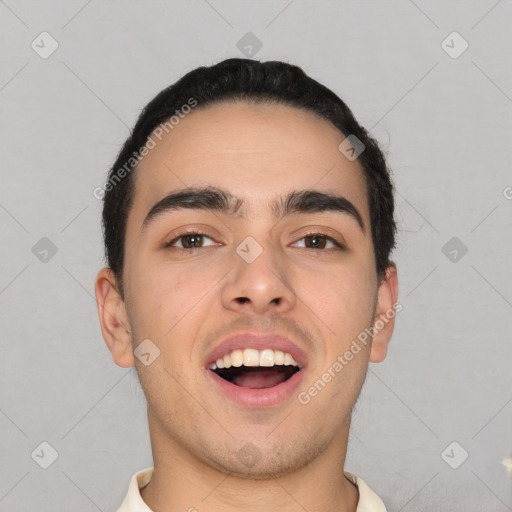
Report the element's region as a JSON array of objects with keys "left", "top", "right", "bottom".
[{"left": 95, "top": 58, "right": 398, "bottom": 512}]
